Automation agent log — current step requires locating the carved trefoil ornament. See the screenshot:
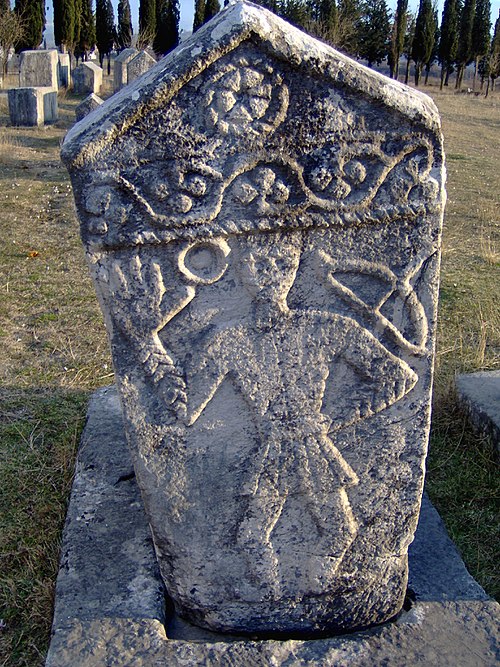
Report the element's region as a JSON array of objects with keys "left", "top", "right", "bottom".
[{"left": 62, "top": 1, "right": 446, "bottom": 636}]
